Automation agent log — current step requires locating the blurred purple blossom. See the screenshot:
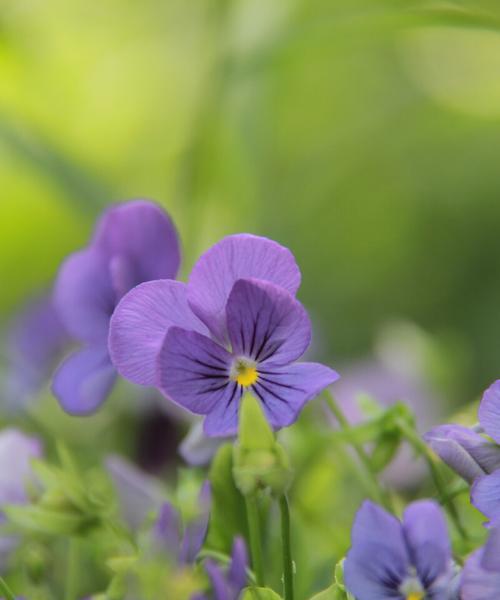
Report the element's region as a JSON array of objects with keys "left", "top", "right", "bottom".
[
  {"left": 52, "top": 200, "right": 180, "bottom": 415},
  {"left": 344, "top": 499, "right": 458, "bottom": 600},
  {"left": 110, "top": 234, "right": 338, "bottom": 437},
  {"left": 462, "top": 525, "right": 500, "bottom": 599},
  {"left": 197, "top": 537, "right": 248, "bottom": 600}
]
